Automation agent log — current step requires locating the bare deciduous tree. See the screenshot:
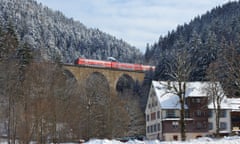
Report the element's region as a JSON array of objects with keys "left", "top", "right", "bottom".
[
  {"left": 222, "top": 44, "right": 240, "bottom": 96},
  {"left": 205, "top": 43, "right": 239, "bottom": 137},
  {"left": 0, "top": 23, "right": 20, "bottom": 144},
  {"left": 165, "top": 49, "right": 193, "bottom": 141},
  {"left": 20, "top": 62, "right": 78, "bottom": 143}
]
